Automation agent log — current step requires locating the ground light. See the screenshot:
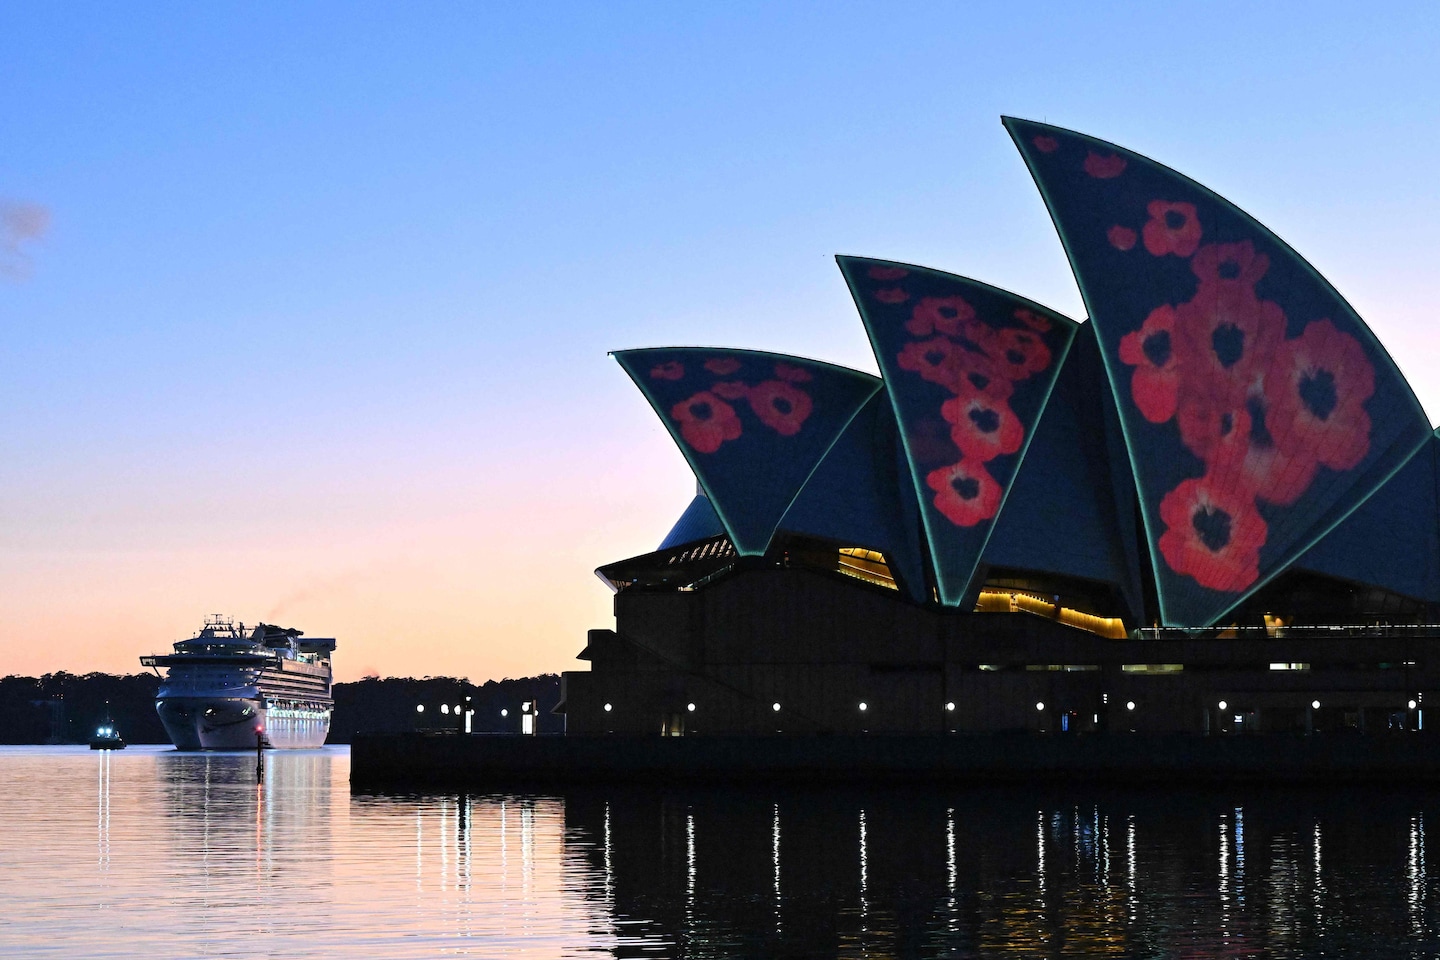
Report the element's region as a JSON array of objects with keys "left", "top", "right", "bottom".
[
  {"left": 1411, "top": 700, "right": 1419, "bottom": 709},
  {"left": 1126, "top": 701, "right": 1135, "bottom": 711},
  {"left": 1035, "top": 702, "right": 1044, "bottom": 712},
  {"left": 687, "top": 703, "right": 696, "bottom": 712},
  {"left": 945, "top": 702, "right": 955, "bottom": 711},
  {"left": 440, "top": 704, "right": 449, "bottom": 715},
  {"left": 603, "top": 703, "right": 612, "bottom": 712},
  {"left": 415, "top": 705, "right": 424, "bottom": 713},
  {"left": 772, "top": 702, "right": 781, "bottom": 712},
  {"left": 858, "top": 702, "right": 868, "bottom": 712},
  {"left": 1218, "top": 700, "right": 1228, "bottom": 711},
  {"left": 500, "top": 708, "right": 508, "bottom": 717},
  {"left": 1313, "top": 700, "right": 1322, "bottom": 709}
]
